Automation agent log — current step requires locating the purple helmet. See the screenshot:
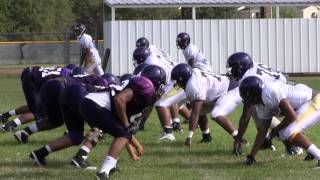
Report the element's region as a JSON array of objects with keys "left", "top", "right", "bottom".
[
  {"left": 132, "top": 47, "right": 151, "bottom": 65},
  {"left": 65, "top": 64, "right": 77, "bottom": 71},
  {"left": 226, "top": 52, "right": 253, "bottom": 80},
  {"left": 171, "top": 63, "right": 192, "bottom": 89},
  {"left": 120, "top": 73, "right": 134, "bottom": 82},
  {"left": 73, "top": 23, "right": 86, "bottom": 37},
  {"left": 140, "top": 65, "right": 166, "bottom": 91},
  {"left": 101, "top": 73, "right": 120, "bottom": 86},
  {"left": 71, "top": 66, "right": 86, "bottom": 76},
  {"left": 133, "top": 63, "right": 149, "bottom": 75},
  {"left": 239, "top": 76, "right": 263, "bottom": 105},
  {"left": 136, "top": 37, "right": 150, "bottom": 48},
  {"left": 176, "top": 32, "right": 190, "bottom": 49}
]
